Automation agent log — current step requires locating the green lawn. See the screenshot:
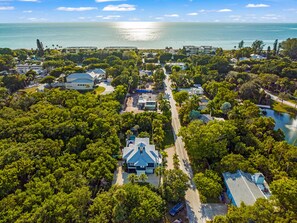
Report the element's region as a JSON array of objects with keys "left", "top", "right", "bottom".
[
  {"left": 272, "top": 101, "right": 297, "bottom": 116},
  {"left": 94, "top": 86, "right": 106, "bottom": 95},
  {"left": 163, "top": 127, "right": 175, "bottom": 149}
]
